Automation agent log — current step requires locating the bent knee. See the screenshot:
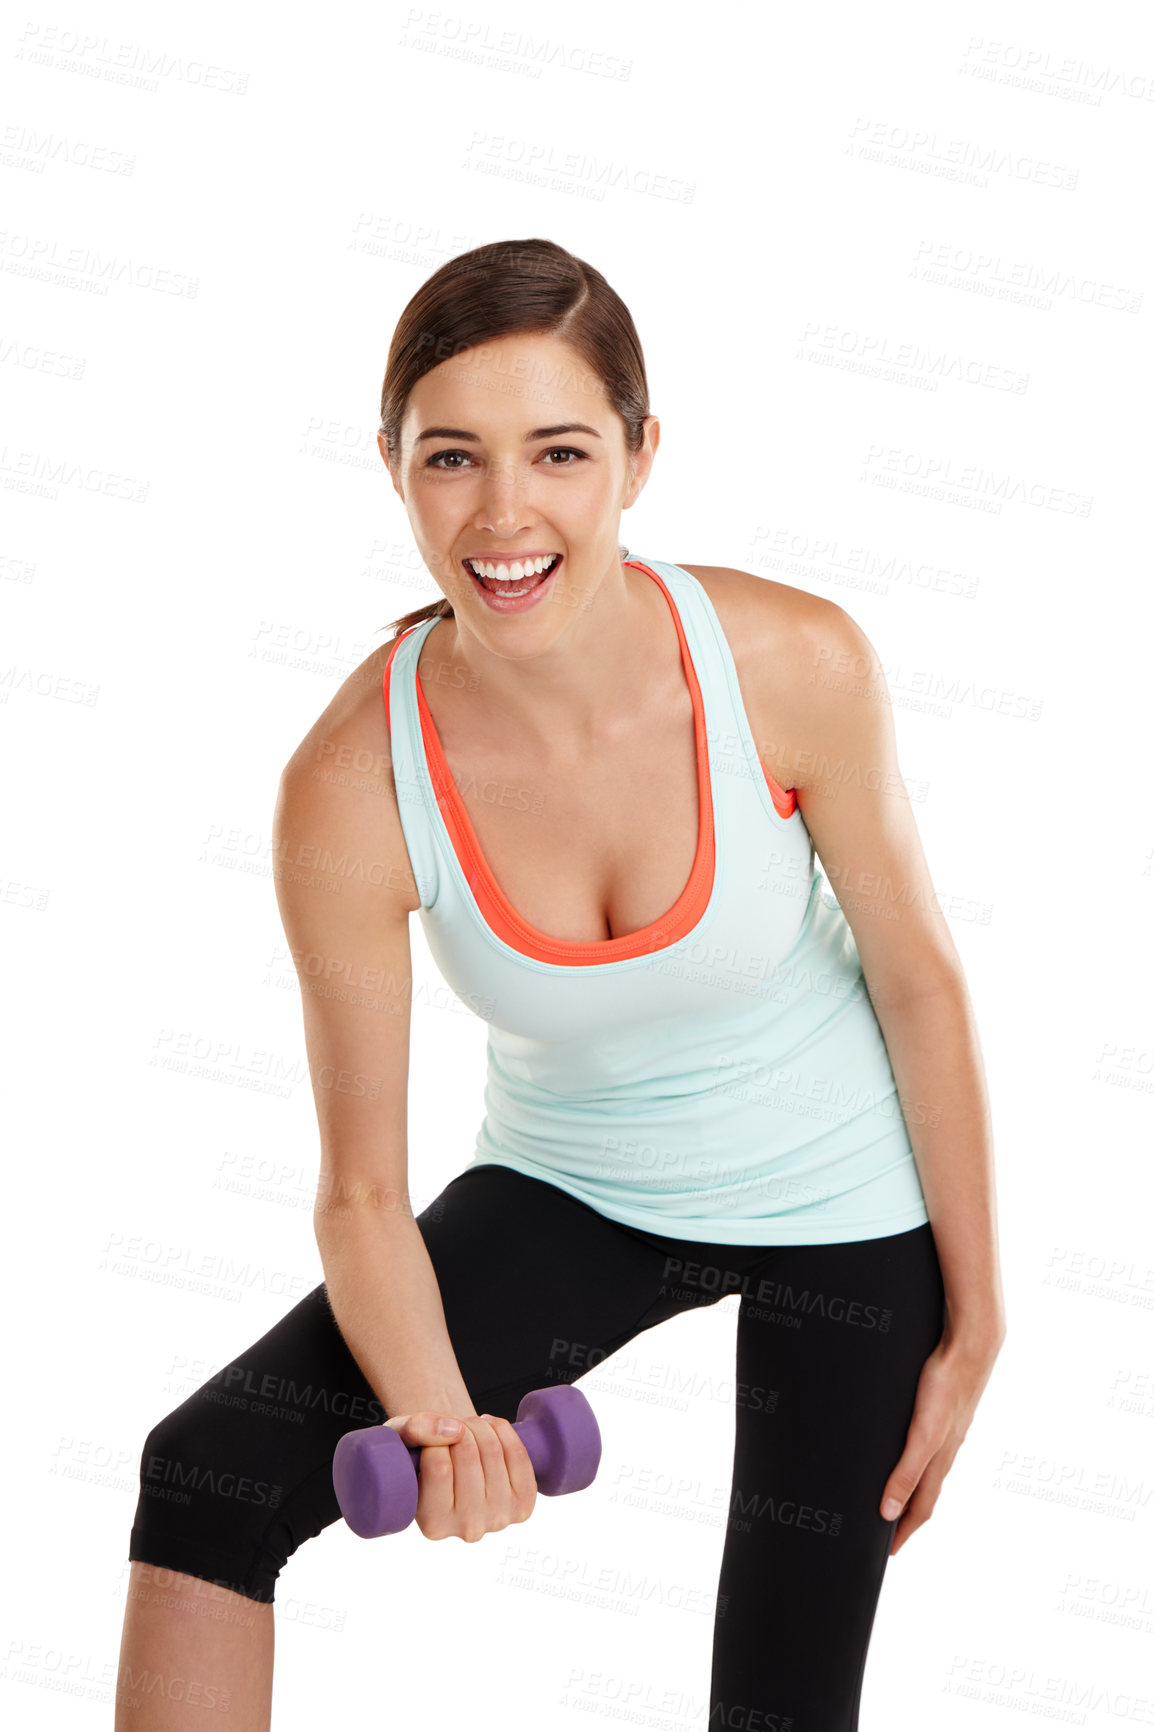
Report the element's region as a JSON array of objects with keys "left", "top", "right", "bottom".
[
  {"left": 136, "top": 1398, "right": 283, "bottom": 1508},
  {"left": 130, "top": 1391, "right": 344, "bottom": 1604}
]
